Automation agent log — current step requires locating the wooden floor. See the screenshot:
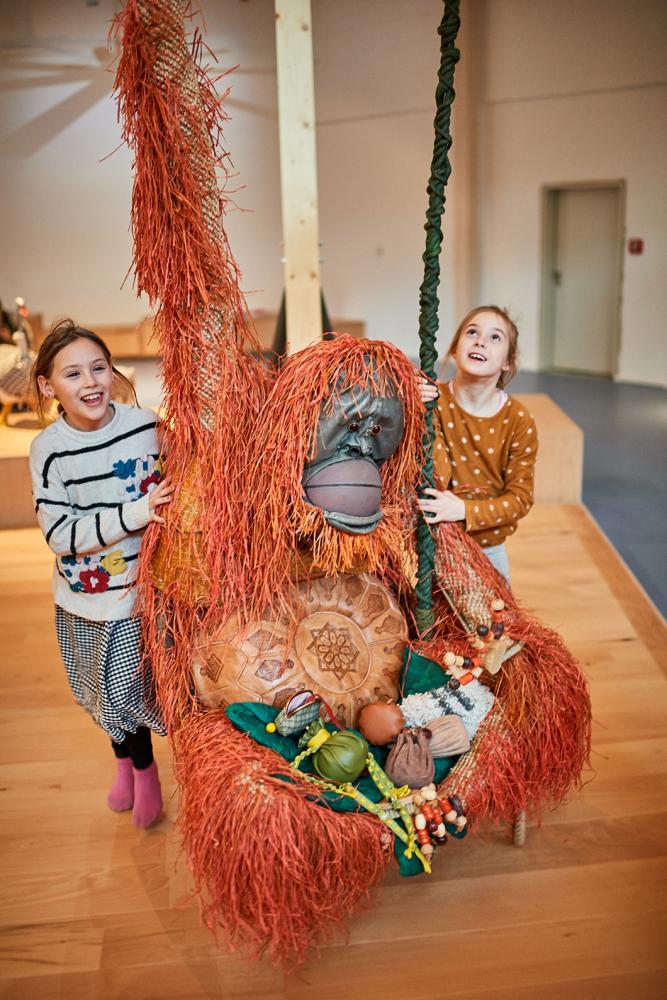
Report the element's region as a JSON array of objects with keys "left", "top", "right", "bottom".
[{"left": 1, "top": 506, "right": 666, "bottom": 999}]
